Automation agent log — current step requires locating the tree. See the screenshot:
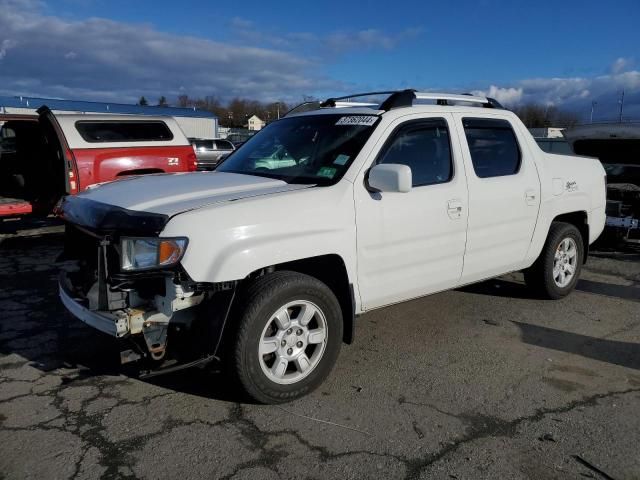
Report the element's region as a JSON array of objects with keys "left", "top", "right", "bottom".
[
  {"left": 177, "top": 95, "right": 190, "bottom": 107},
  {"left": 157, "top": 96, "right": 168, "bottom": 107},
  {"left": 227, "top": 98, "right": 251, "bottom": 127},
  {"left": 138, "top": 96, "right": 148, "bottom": 106},
  {"left": 264, "top": 101, "right": 288, "bottom": 122},
  {"left": 168, "top": 95, "right": 290, "bottom": 127},
  {"left": 512, "top": 103, "right": 581, "bottom": 128}
]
